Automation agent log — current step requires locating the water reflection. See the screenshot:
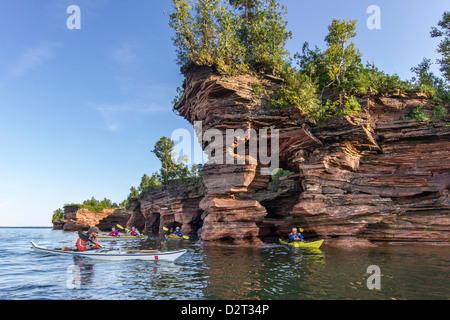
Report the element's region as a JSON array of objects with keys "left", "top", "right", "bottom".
[
  {"left": 200, "top": 245, "right": 328, "bottom": 300},
  {"left": 17, "top": 229, "right": 450, "bottom": 300}
]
